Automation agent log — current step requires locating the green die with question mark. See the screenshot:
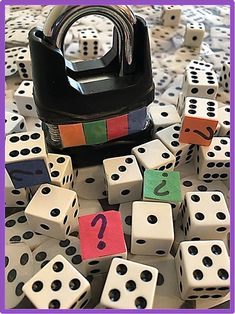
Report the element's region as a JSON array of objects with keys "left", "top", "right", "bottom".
[{"left": 143, "top": 170, "right": 182, "bottom": 203}]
